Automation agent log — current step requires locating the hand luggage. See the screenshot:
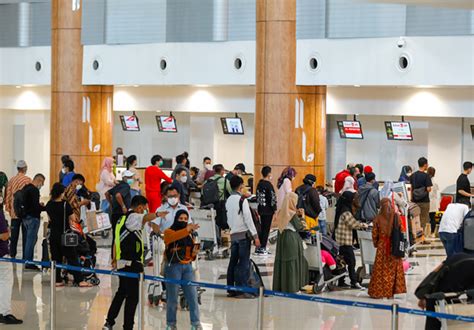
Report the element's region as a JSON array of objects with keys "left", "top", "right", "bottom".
[{"left": 463, "top": 210, "right": 474, "bottom": 251}]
